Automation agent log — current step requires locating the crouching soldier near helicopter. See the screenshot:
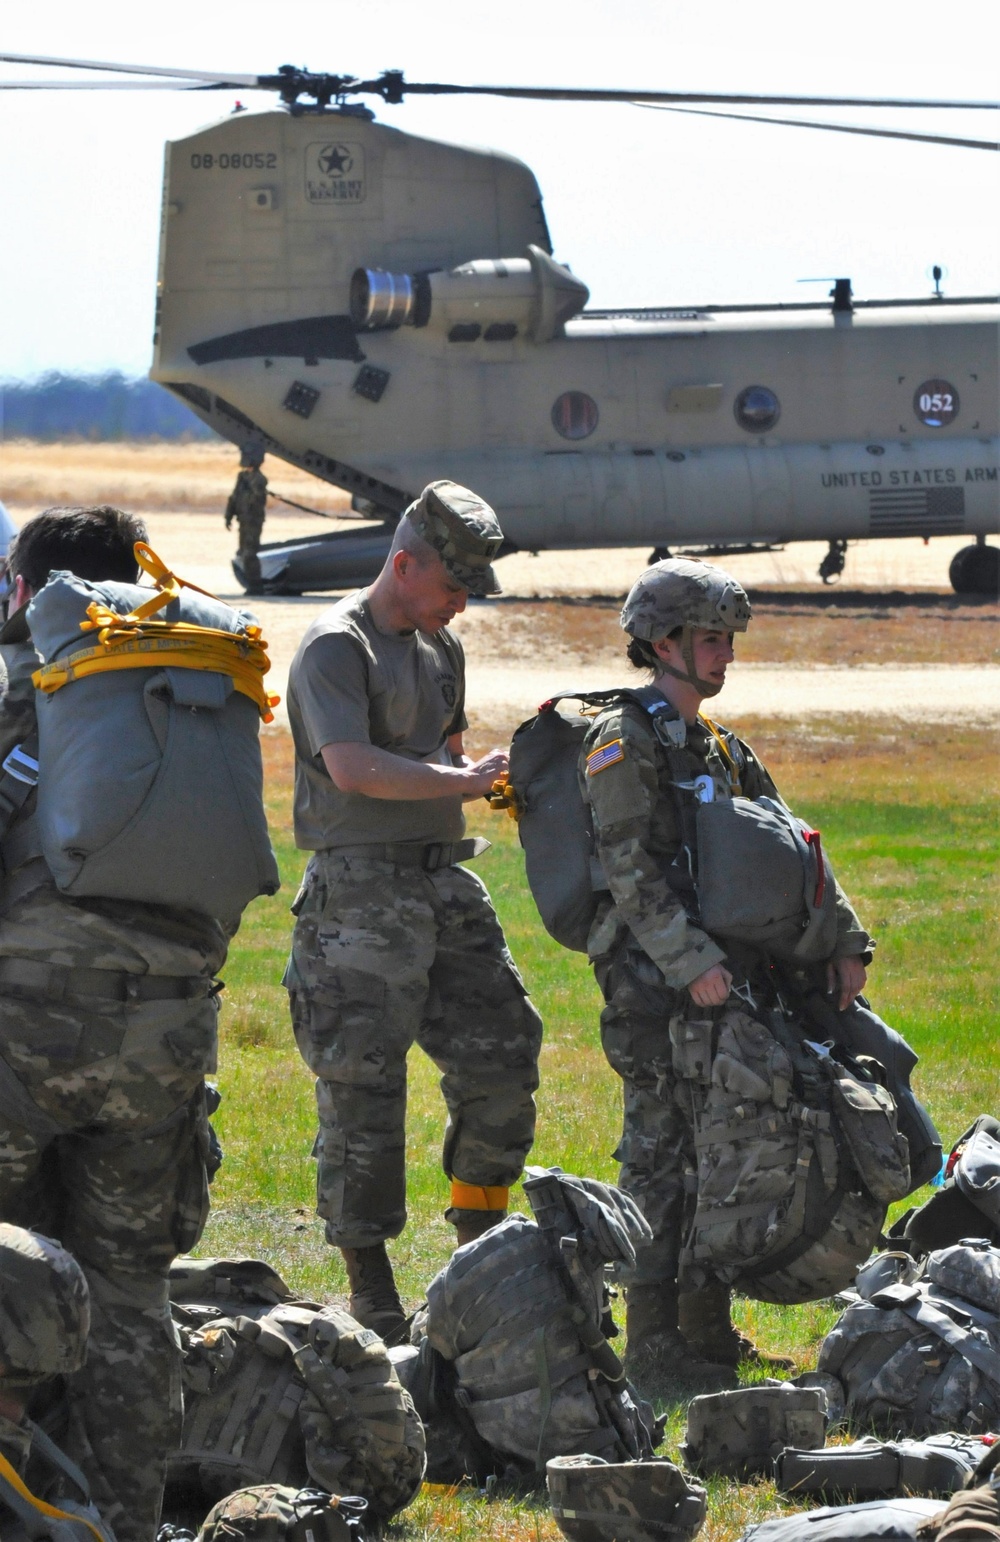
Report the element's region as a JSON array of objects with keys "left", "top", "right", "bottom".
[
  {"left": 0, "top": 508, "right": 233, "bottom": 1542},
  {"left": 284, "top": 481, "right": 543, "bottom": 1346},
  {"left": 0, "top": 1223, "right": 116, "bottom": 1542},
  {"left": 581, "top": 559, "right": 873, "bottom": 1393}
]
